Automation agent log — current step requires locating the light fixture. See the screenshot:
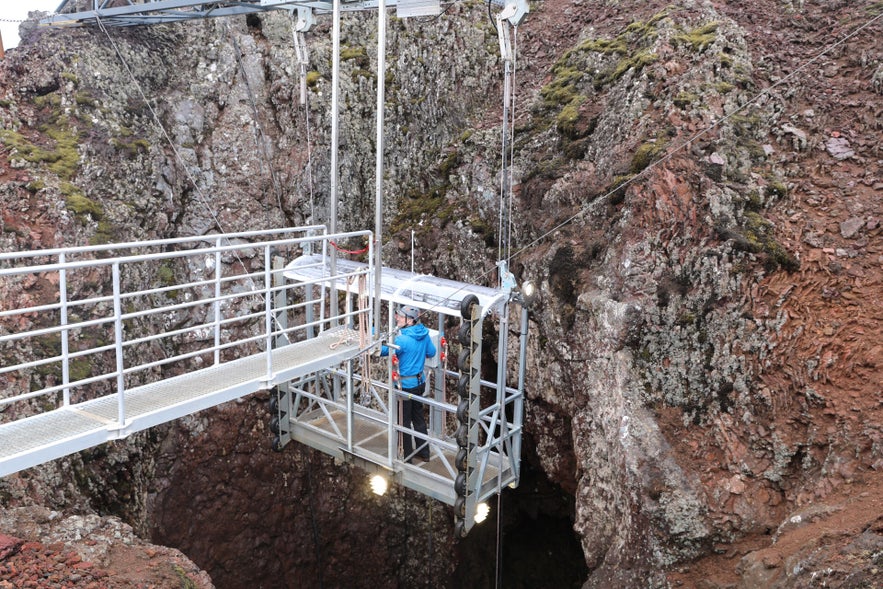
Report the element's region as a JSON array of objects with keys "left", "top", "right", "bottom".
[
  {"left": 369, "top": 474, "right": 388, "bottom": 496},
  {"left": 474, "top": 502, "right": 490, "bottom": 524},
  {"left": 512, "top": 280, "right": 538, "bottom": 308},
  {"left": 521, "top": 281, "right": 538, "bottom": 305}
]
